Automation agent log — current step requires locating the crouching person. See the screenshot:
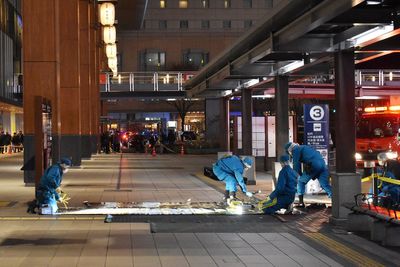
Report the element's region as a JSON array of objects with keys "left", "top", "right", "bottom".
[
  {"left": 212, "top": 155, "right": 254, "bottom": 201},
  {"left": 260, "top": 155, "right": 297, "bottom": 214},
  {"left": 36, "top": 158, "right": 71, "bottom": 214}
]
